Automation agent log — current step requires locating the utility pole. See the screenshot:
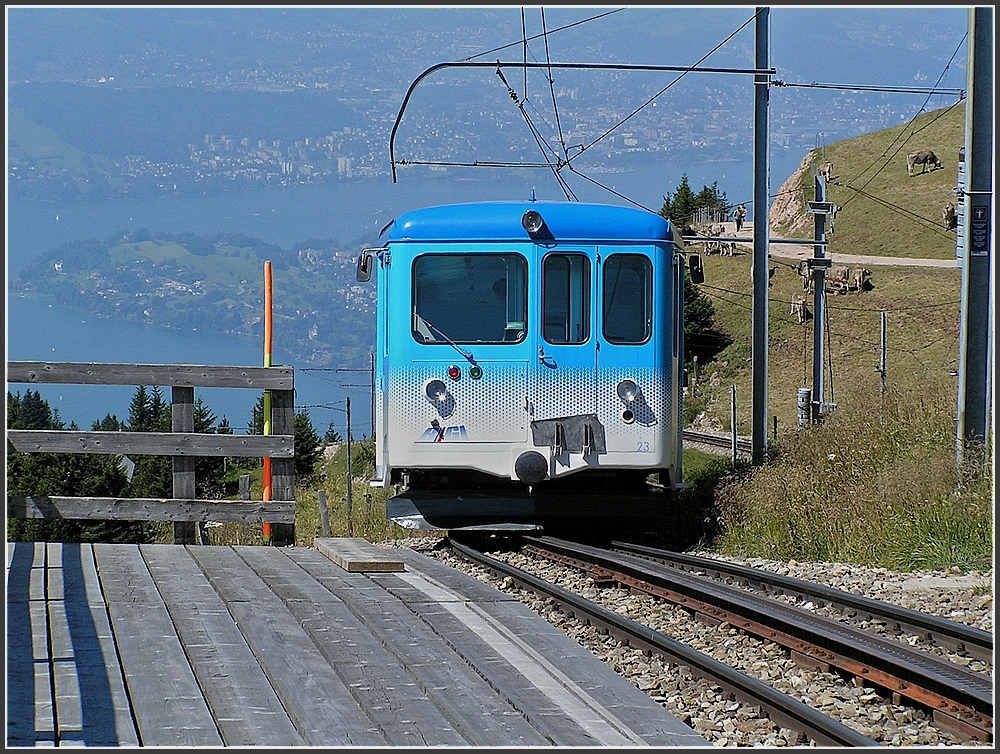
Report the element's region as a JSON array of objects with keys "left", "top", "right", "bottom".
[
  {"left": 808, "top": 173, "right": 834, "bottom": 423},
  {"left": 878, "top": 310, "right": 888, "bottom": 395},
  {"left": 751, "top": 6, "right": 770, "bottom": 464},
  {"left": 956, "top": 6, "right": 993, "bottom": 467}
]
